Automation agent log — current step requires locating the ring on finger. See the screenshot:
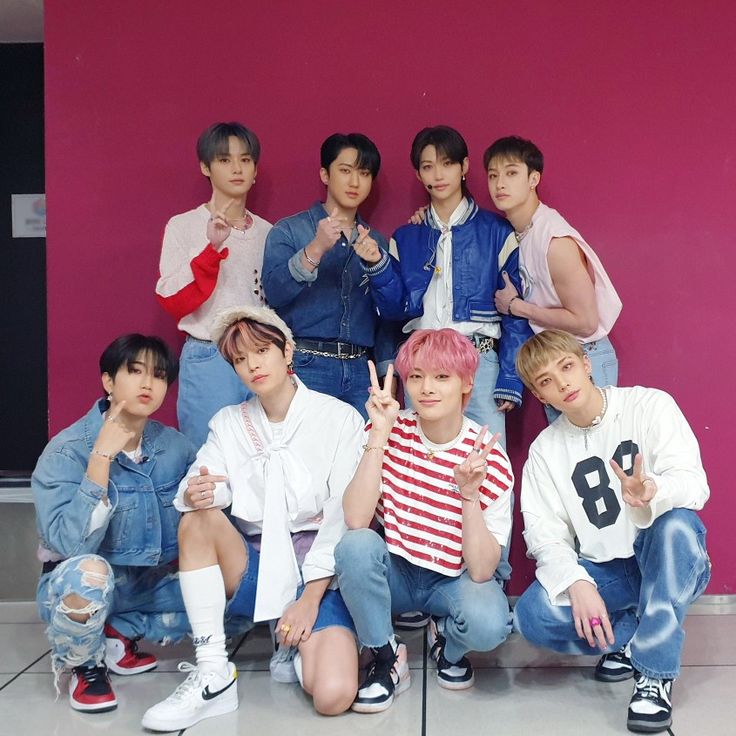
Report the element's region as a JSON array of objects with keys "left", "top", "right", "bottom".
[{"left": 589, "top": 616, "right": 602, "bottom": 627}]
